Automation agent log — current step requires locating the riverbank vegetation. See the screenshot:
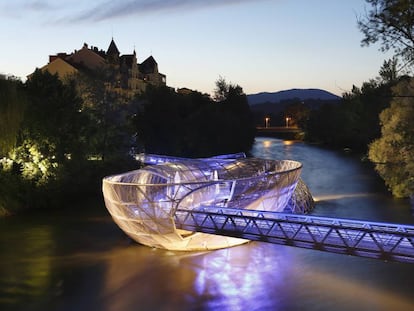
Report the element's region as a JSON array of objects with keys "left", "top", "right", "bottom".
[
  {"left": 0, "top": 73, "right": 255, "bottom": 215},
  {"left": 368, "top": 78, "right": 414, "bottom": 198},
  {"left": 303, "top": 0, "right": 414, "bottom": 198},
  {"left": 305, "top": 58, "right": 402, "bottom": 152},
  {"left": 136, "top": 78, "right": 255, "bottom": 157},
  {"left": 303, "top": 63, "right": 413, "bottom": 198}
]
